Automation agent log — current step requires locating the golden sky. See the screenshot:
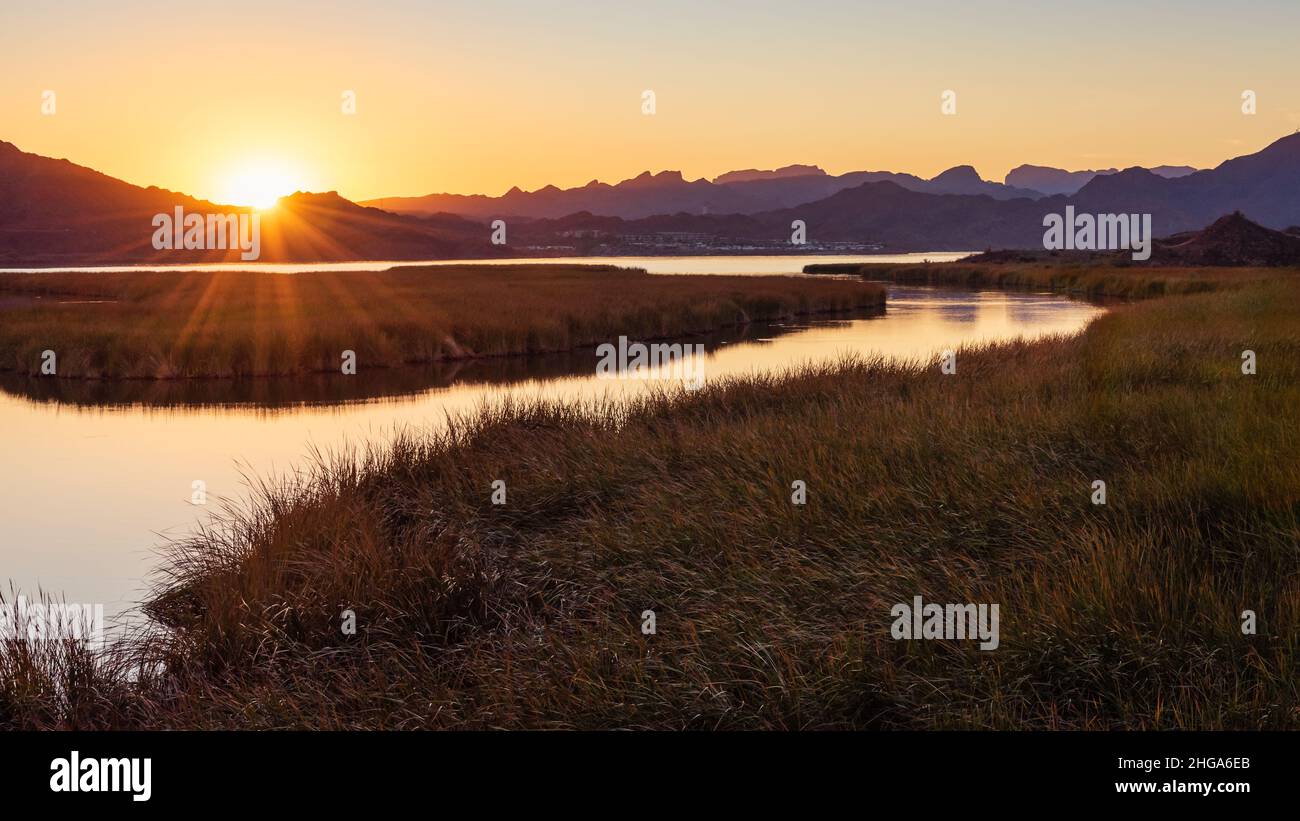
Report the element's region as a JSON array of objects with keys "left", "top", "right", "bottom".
[{"left": 4, "top": 0, "right": 1298, "bottom": 206}]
